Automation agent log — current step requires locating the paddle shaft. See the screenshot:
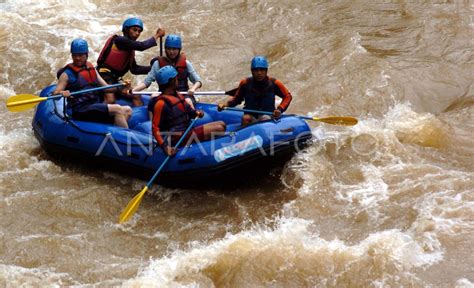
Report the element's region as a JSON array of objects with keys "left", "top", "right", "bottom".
[
  {"left": 63, "top": 83, "right": 123, "bottom": 97},
  {"left": 7, "top": 83, "right": 124, "bottom": 108},
  {"left": 160, "top": 36, "right": 163, "bottom": 57},
  {"left": 134, "top": 91, "right": 228, "bottom": 96},
  {"left": 144, "top": 118, "right": 198, "bottom": 189},
  {"left": 224, "top": 107, "right": 274, "bottom": 116},
  {"left": 298, "top": 115, "right": 321, "bottom": 121},
  {"left": 222, "top": 106, "right": 358, "bottom": 126}
]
